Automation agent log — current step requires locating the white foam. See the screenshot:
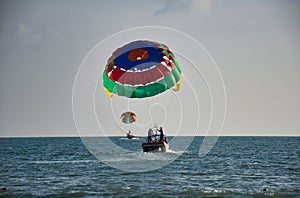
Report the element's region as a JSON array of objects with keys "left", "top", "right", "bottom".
[
  {"left": 166, "top": 149, "right": 189, "bottom": 154},
  {"left": 119, "top": 137, "right": 139, "bottom": 140}
]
